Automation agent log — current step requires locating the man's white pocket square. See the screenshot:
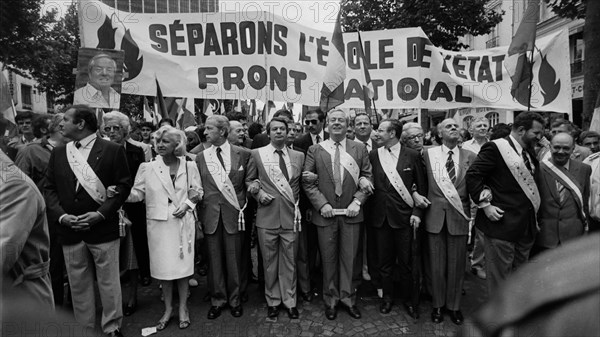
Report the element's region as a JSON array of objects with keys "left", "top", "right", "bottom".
[{"left": 403, "top": 168, "right": 412, "bottom": 171}]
